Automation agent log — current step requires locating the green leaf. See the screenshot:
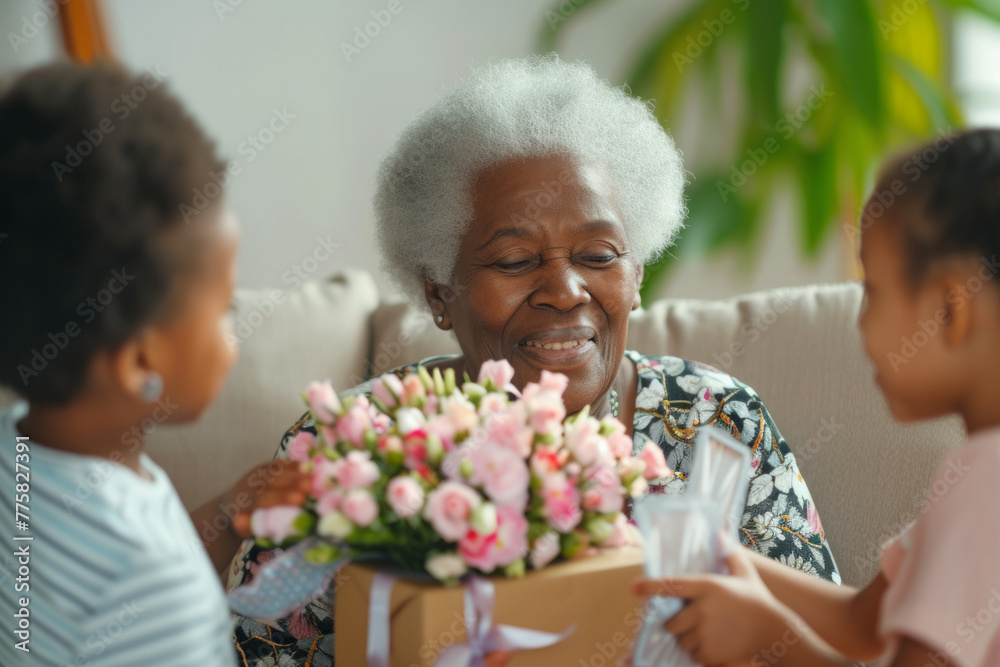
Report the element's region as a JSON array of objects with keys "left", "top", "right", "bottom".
[
  {"left": 933, "top": 0, "right": 1000, "bottom": 23},
  {"left": 744, "top": 0, "right": 789, "bottom": 125},
  {"left": 798, "top": 140, "right": 839, "bottom": 255},
  {"left": 816, "top": 0, "right": 886, "bottom": 130},
  {"left": 537, "top": 0, "right": 614, "bottom": 53},
  {"left": 890, "top": 55, "right": 964, "bottom": 130}
]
